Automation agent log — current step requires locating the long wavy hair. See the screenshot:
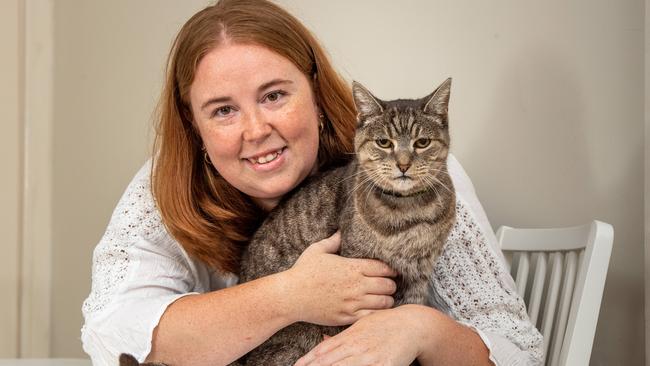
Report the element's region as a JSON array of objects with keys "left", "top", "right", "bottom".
[{"left": 152, "top": 0, "right": 356, "bottom": 274}]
